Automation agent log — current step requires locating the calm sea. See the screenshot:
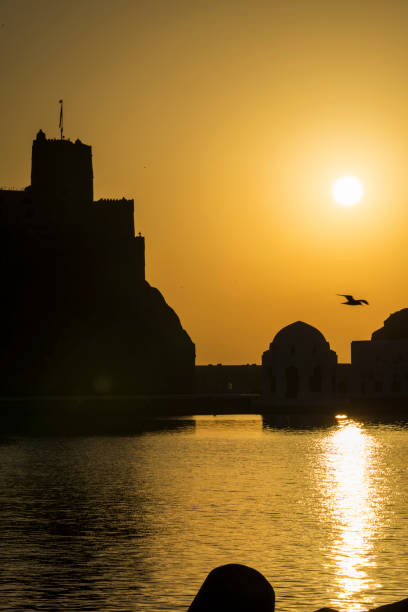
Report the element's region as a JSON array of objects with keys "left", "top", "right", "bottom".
[{"left": 1, "top": 414, "right": 408, "bottom": 611}]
